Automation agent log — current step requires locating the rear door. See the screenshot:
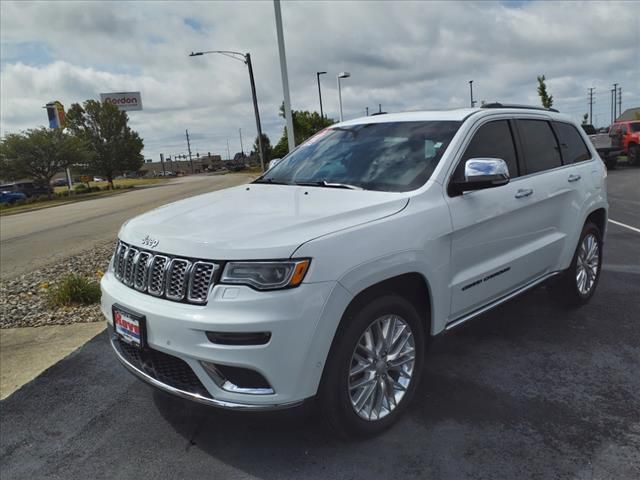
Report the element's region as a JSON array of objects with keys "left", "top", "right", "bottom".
[
  {"left": 513, "top": 118, "right": 576, "bottom": 275},
  {"left": 445, "top": 118, "right": 542, "bottom": 319}
]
